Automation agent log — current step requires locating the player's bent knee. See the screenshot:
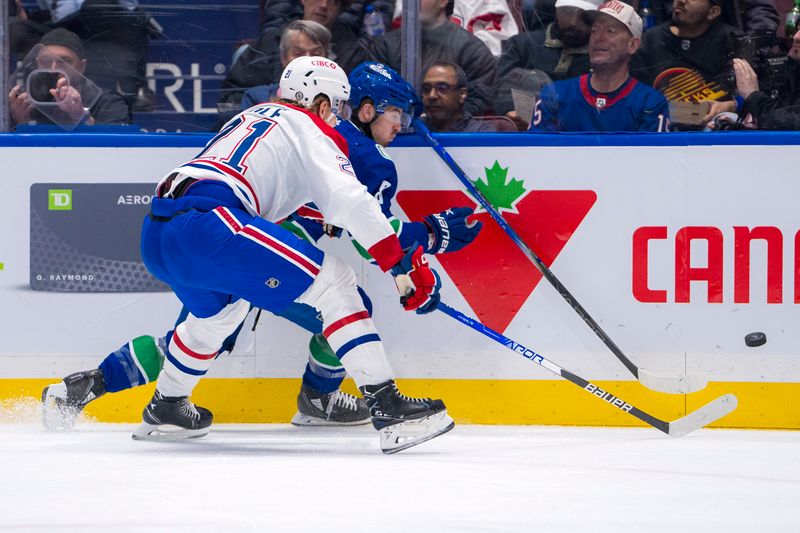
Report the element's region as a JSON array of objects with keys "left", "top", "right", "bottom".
[
  {"left": 320, "top": 255, "right": 358, "bottom": 290},
  {"left": 297, "top": 255, "right": 359, "bottom": 310},
  {"left": 181, "top": 299, "right": 251, "bottom": 348}
]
